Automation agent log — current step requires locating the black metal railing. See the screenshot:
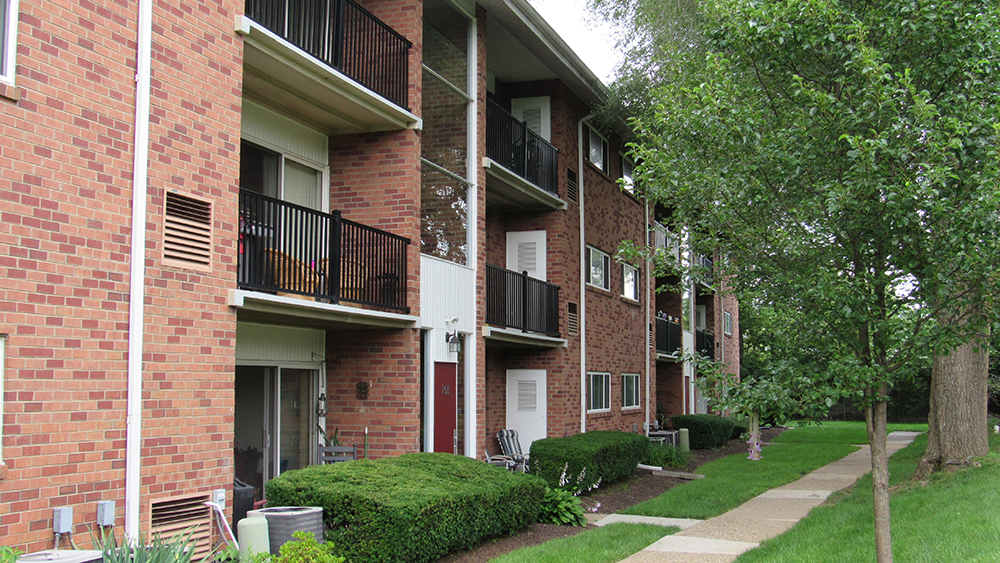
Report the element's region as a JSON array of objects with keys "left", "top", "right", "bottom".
[
  {"left": 485, "top": 99, "right": 559, "bottom": 195},
  {"left": 696, "top": 254, "right": 714, "bottom": 285},
  {"left": 656, "top": 317, "right": 682, "bottom": 356},
  {"left": 696, "top": 329, "right": 715, "bottom": 358},
  {"left": 486, "top": 264, "right": 560, "bottom": 337},
  {"left": 245, "top": 0, "right": 411, "bottom": 109},
  {"left": 238, "top": 191, "right": 410, "bottom": 312}
]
